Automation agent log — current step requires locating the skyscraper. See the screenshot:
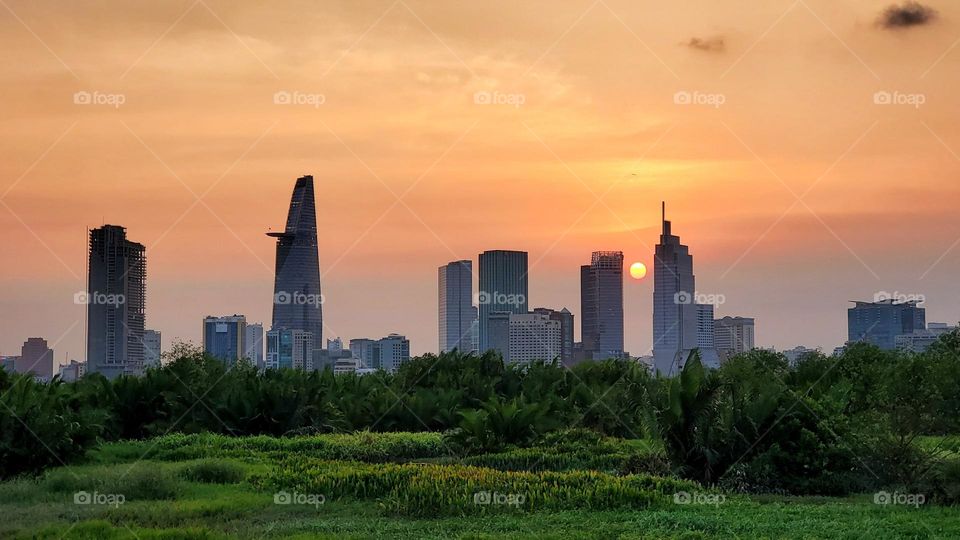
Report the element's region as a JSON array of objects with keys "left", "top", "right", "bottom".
[
  {"left": 439, "top": 260, "right": 476, "bottom": 353},
  {"left": 652, "top": 204, "right": 718, "bottom": 374},
  {"left": 848, "top": 299, "right": 925, "bottom": 350},
  {"left": 203, "top": 315, "right": 247, "bottom": 365},
  {"left": 478, "top": 250, "right": 528, "bottom": 352},
  {"left": 580, "top": 251, "right": 625, "bottom": 360},
  {"left": 86, "top": 225, "right": 146, "bottom": 379},
  {"left": 269, "top": 175, "right": 323, "bottom": 345}
]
